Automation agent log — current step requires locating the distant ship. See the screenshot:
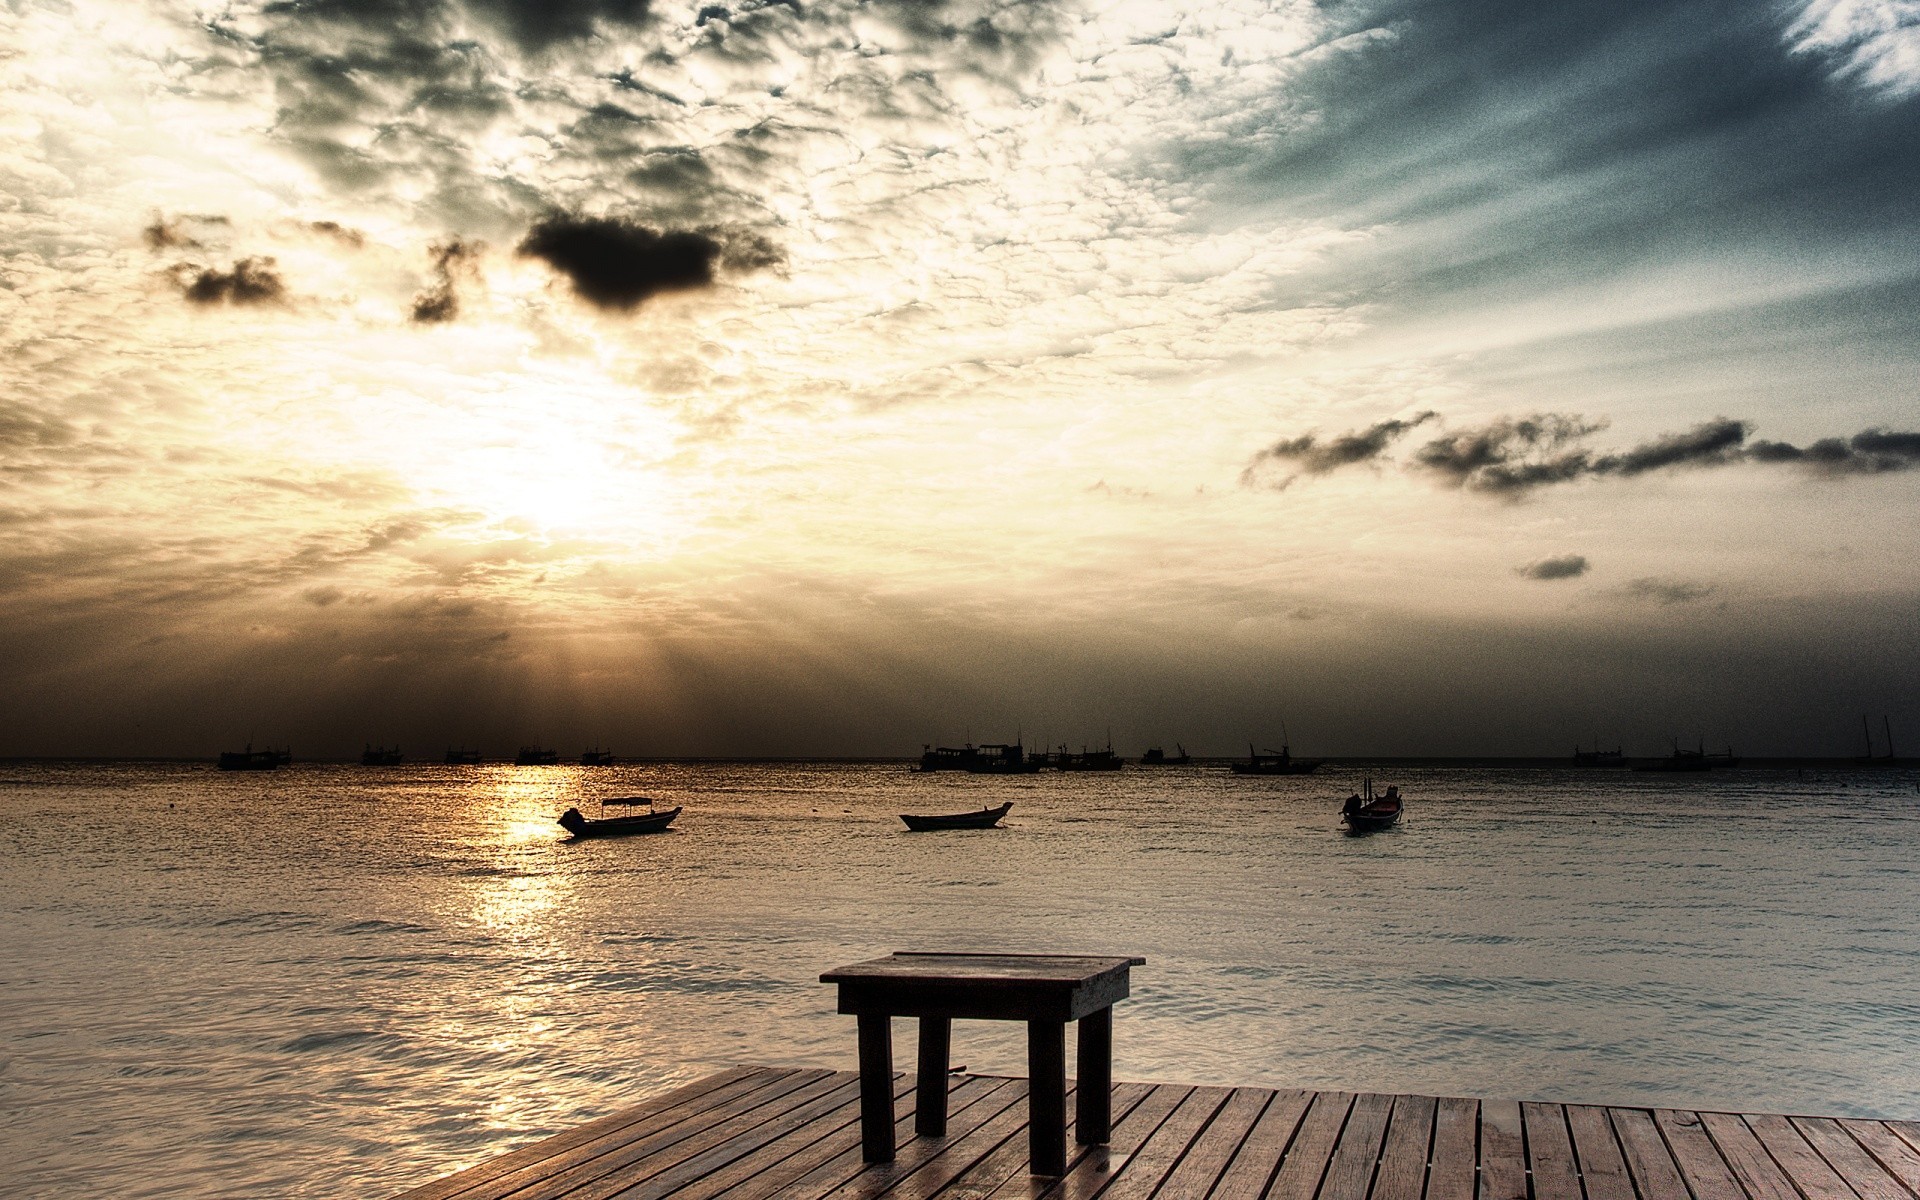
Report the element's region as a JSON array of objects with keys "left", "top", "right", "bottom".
[
  {"left": 1056, "top": 743, "right": 1124, "bottom": 771},
  {"left": 1230, "top": 744, "right": 1321, "bottom": 775},
  {"left": 1138, "top": 744, "right": 1192, "bottom": 765},
  {"left": 915, "top": 742, "right": 1042, "bottom": 774},
  {"left": 361, "top": 744, "right": 404, "bottom": 766},
  {"left": 580, "top": 748, "right": 617, "bottom": 766},
  {"left": 1571, "top": 743, "right": 1626, "bottom": 767},
  {"left": 1632, "top": 739, "right": 1731, "bottom": 772},
  {"left": 218, "top": 744, "right": 286, "bottom": 771},
  {"left": 444, "top": 748, "right": 482, "bottom": 765},
  {"left": 514, "top": 746, "right": 560, "bottom": 766}
]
